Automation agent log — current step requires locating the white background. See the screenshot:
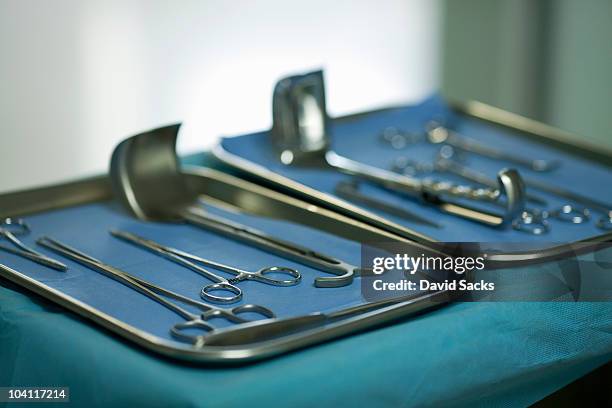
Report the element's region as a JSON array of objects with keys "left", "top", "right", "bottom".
[{"left": 0, "top": 0, "right": 441, "bottom": 193}]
